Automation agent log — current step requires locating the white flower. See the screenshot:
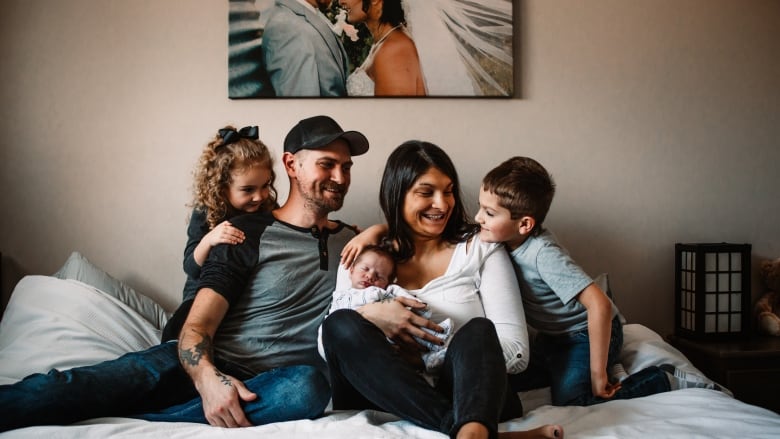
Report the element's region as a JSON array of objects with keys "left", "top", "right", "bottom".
[
  {"left": 331, "top": 9, "right": 359, "bottom": 42},
  {"left": 332, "top": 9, "right": 347, "bottom": 34},
  {"left": 343, "top": 23, "right": 359, "bottom": 42}
]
